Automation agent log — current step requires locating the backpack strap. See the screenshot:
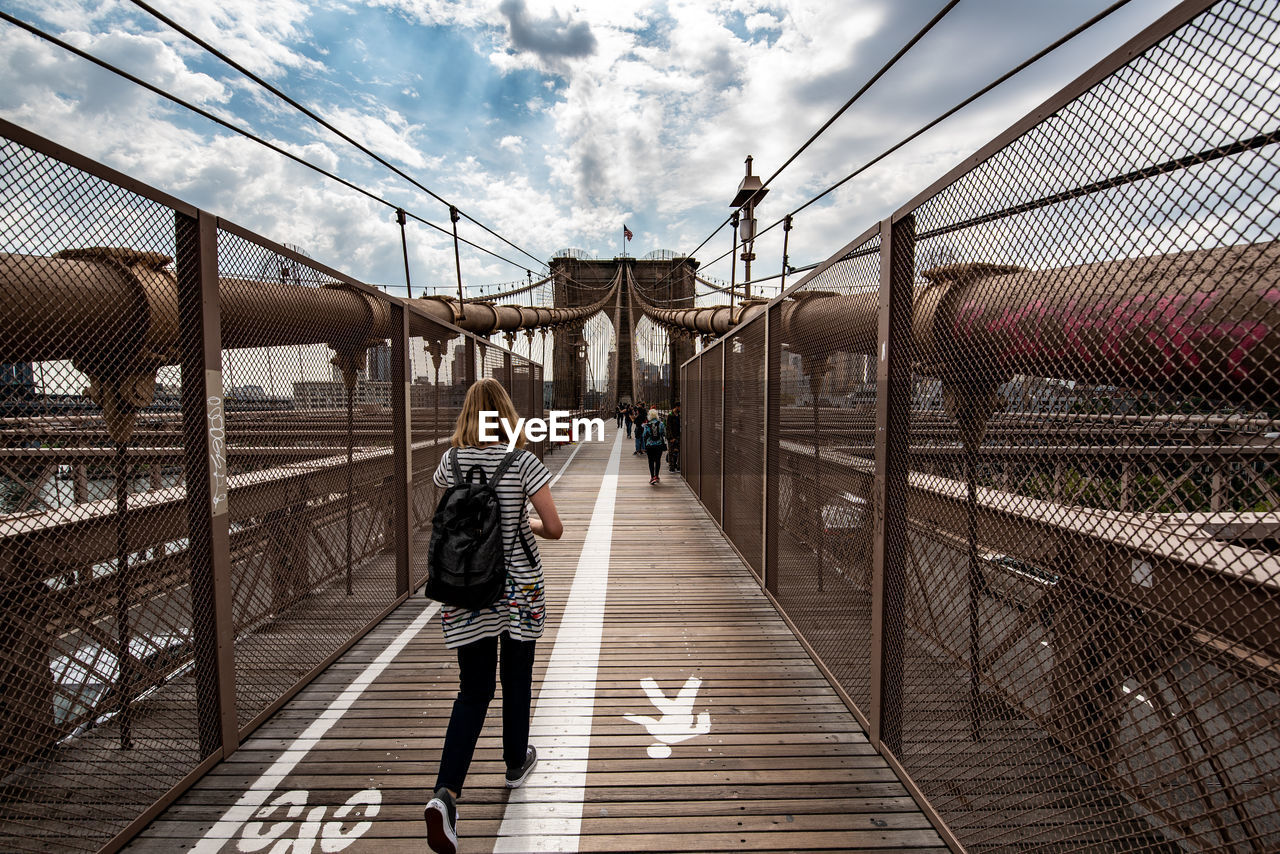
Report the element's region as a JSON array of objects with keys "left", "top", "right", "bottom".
[
  {"left": 494, "top": 450, "right": 540, "bottom": 566},
  {"left": 490, "top": 449, "right": 523, "bottom": 486},
  {"left": 448, "top": 447, "right": 464, "bottom": 485},
  {"left": 517, "top": 528, "right": 537, "bottom": 566}
]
